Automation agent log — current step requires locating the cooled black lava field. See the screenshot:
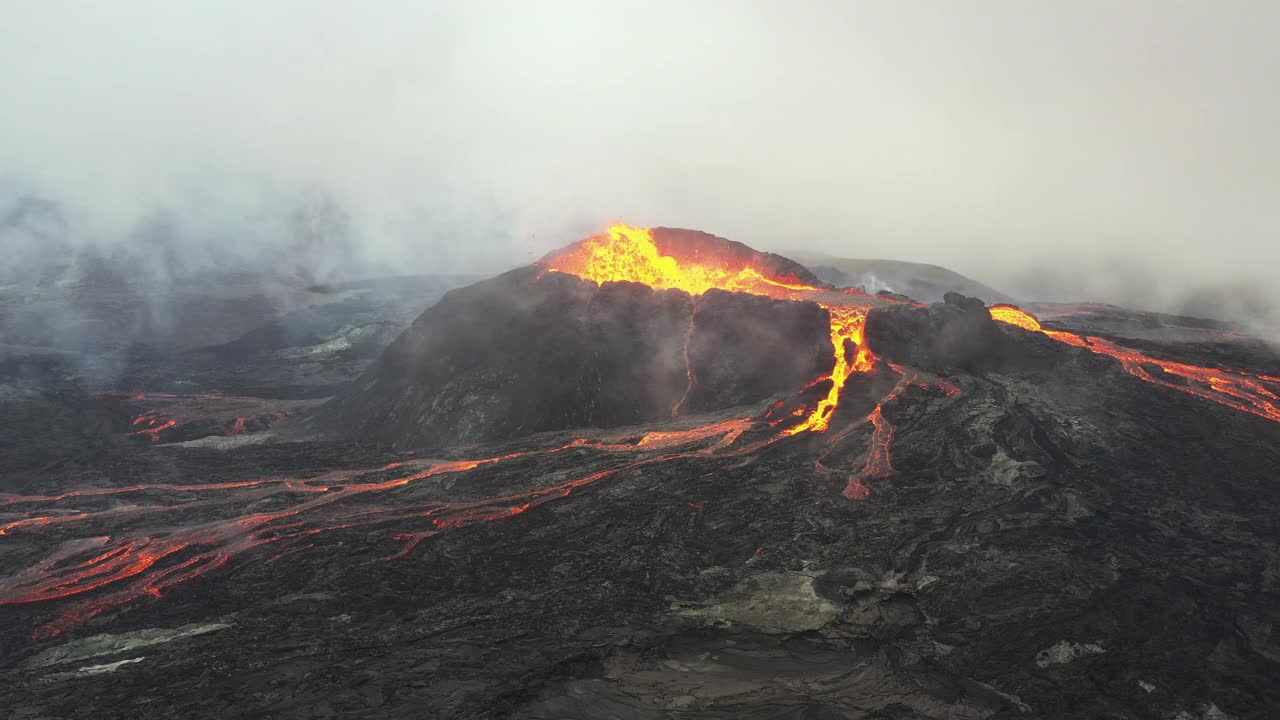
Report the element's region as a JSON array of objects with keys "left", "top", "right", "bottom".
[{"left": 2, "top": 227, "right": 1280, "bottom": 720}]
